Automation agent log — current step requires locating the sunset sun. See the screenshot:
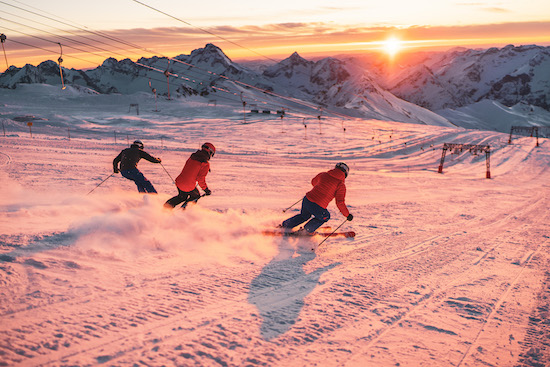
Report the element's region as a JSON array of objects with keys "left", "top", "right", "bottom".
[{"left": 382, "top": 37, "right": 403, "bottom": 57}]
